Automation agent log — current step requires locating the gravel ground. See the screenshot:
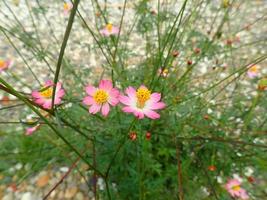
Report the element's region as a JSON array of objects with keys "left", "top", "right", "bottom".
[{"left": 0, "top": 0, "right": 267, "bottom": 199}]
